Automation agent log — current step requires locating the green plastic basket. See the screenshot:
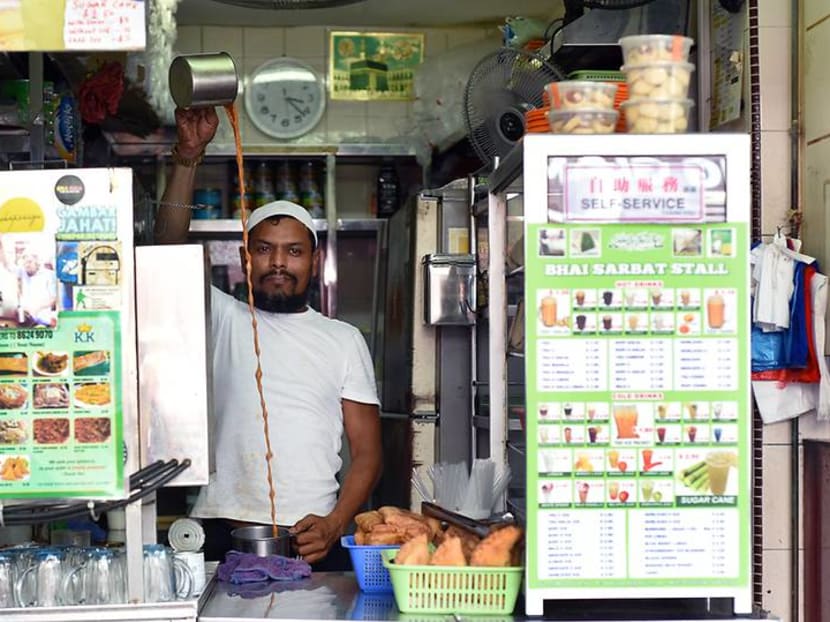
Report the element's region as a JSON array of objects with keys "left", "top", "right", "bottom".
[
  {"left": 381, "top": 550, "right": 523, "bottom": 615},
  {"left": 568, "top": 70, "right": 625, "bottom": 82}
]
